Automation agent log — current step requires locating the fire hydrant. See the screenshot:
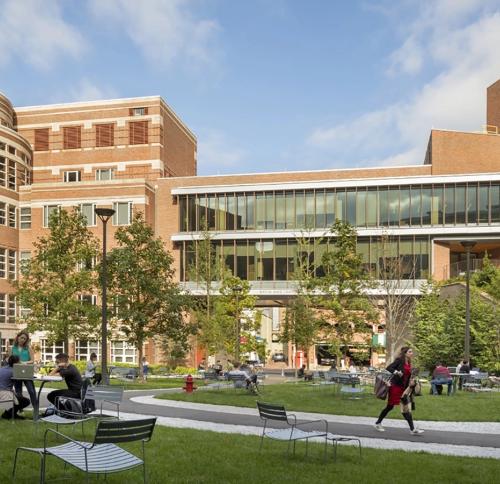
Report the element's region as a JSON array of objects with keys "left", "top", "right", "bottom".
[{"left": 183, "top": 374, "right": 197, "bottom": 393}]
